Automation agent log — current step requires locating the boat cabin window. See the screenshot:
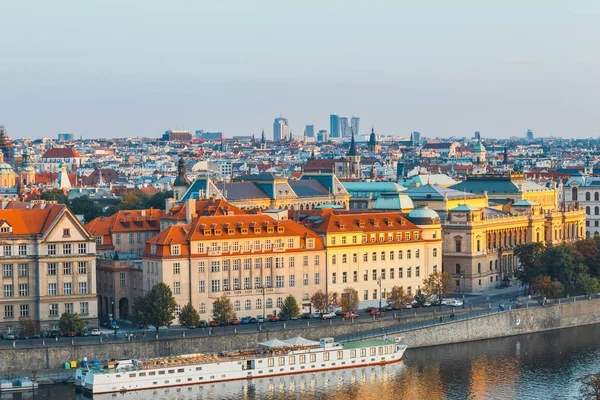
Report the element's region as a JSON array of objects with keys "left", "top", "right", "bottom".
[
  {"left": 158, "top": 371, "right": 165, "bottom": 375},
  {"left": 299, "top": 355, "right": 306, "bottom": 364},
  {"left": 177, "top": 368, "right": 184, "bottom": 373},
  {"left": 370, "top": 348, "right": 376, "bottom": 356},
  {"left": 361, "top": 349, "right": 366, "bottom": 357},
  {"left": 289, "top": 356, "right": 295, "bottom": 365},
  {"left": 337, "top": 351, "right": 343, "bottom": 360},
  {"left": 129, "top": 373, "right": 136, "bottom": 378},
  {"left": 195, "top": 367, "right": 202, "bottom": 371},
  {"left": 351, "top": 350, "right": 356, "bottom": 358},
  {"left": 168, "top": 369, "right": 175, "bottom": 374},
  {"left": 323, "top": 352, "right": 330, "bottom": 361},
  {"left": 139, "top": 372, "right": 146, "bottom": 377},
  {"left": 278, "top": 357, "right": 285, "bottom": 366},
  {"left": 310, "top": 354, "right": 316, "bottom": 363},
  {"left": 149, "top": 371, "right": 156, "bottom": 376},
  {"left": 268, "top": 358, "right": 274, "bottom": 367}
]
